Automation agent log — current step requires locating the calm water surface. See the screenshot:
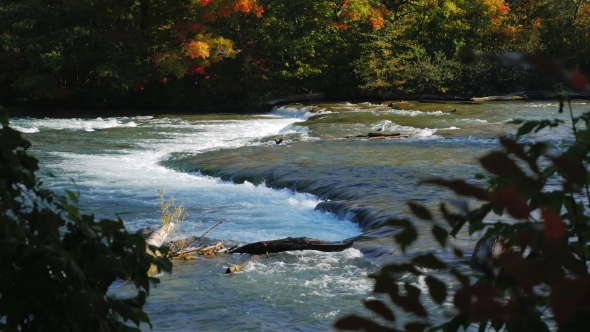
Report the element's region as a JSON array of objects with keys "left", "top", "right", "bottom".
[{"left": 10, "top": 100, "right": 588, "bottom": 331}]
